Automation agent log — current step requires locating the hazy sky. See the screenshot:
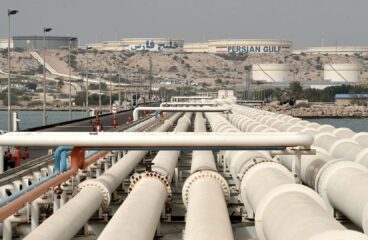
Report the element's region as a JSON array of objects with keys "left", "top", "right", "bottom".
[{"left": 1, "top": 0, "right": 367, "bottom": 48}]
